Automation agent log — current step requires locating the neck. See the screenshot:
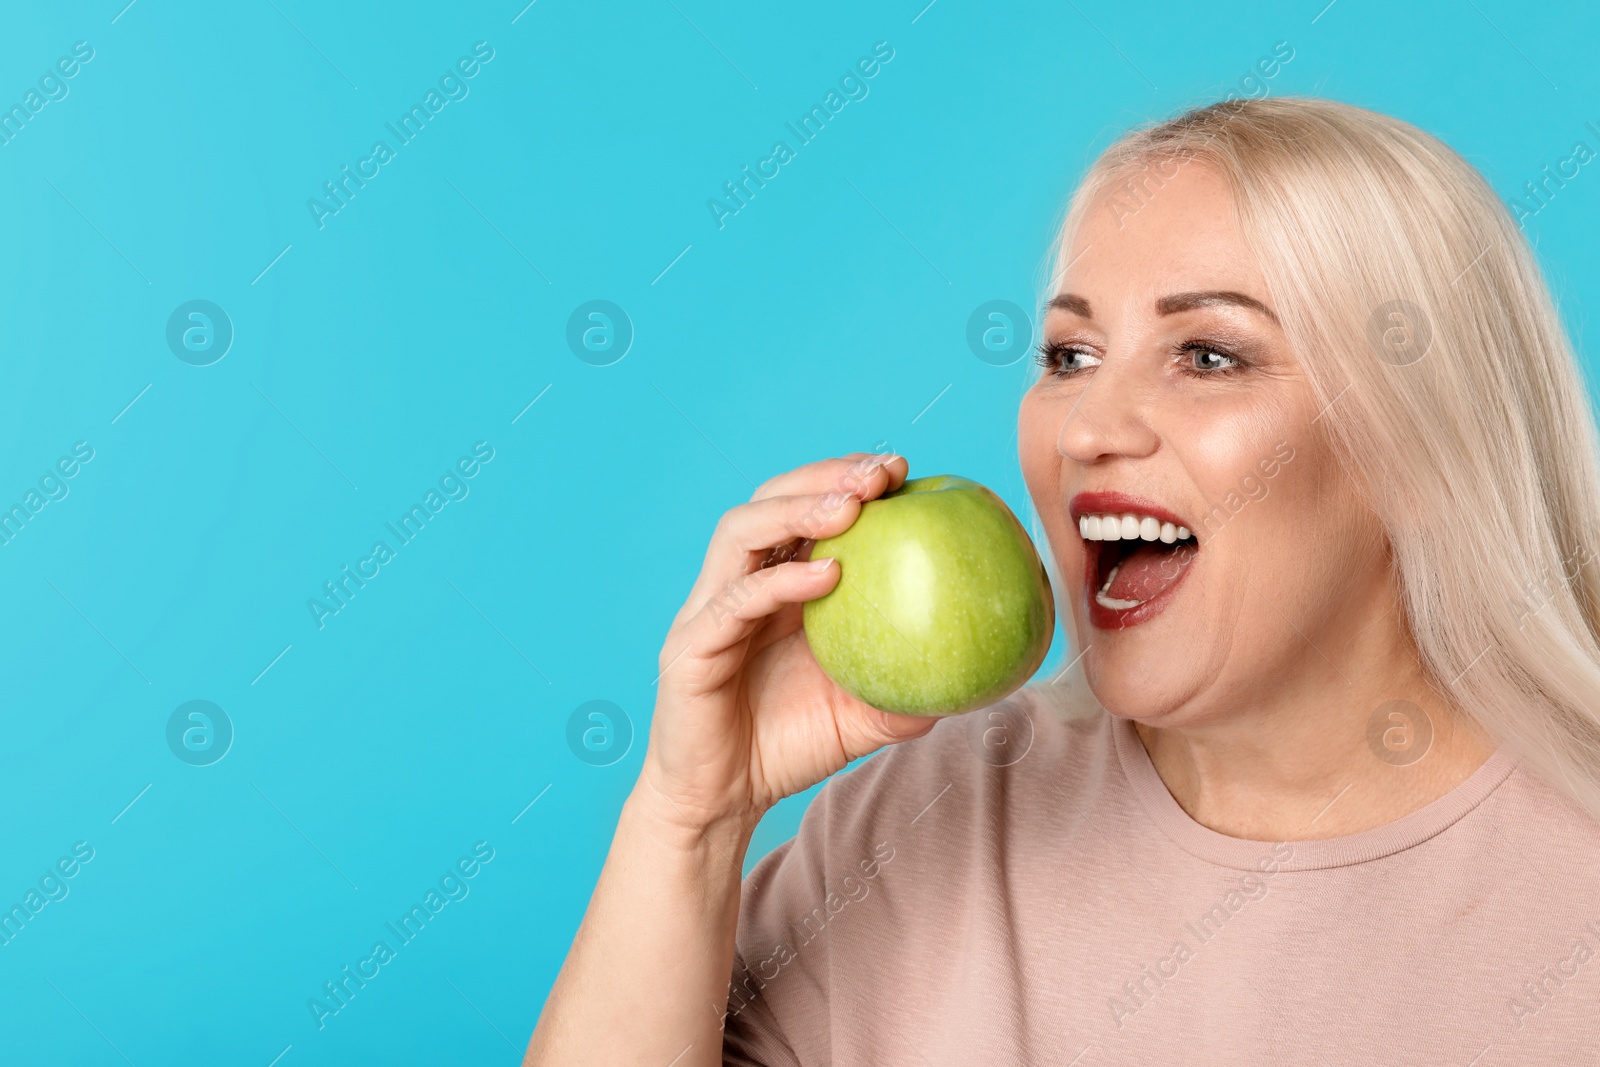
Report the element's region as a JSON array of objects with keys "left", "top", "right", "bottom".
[{"left": 1132, "top": 606, "right": 1497, "bottom": 841}]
